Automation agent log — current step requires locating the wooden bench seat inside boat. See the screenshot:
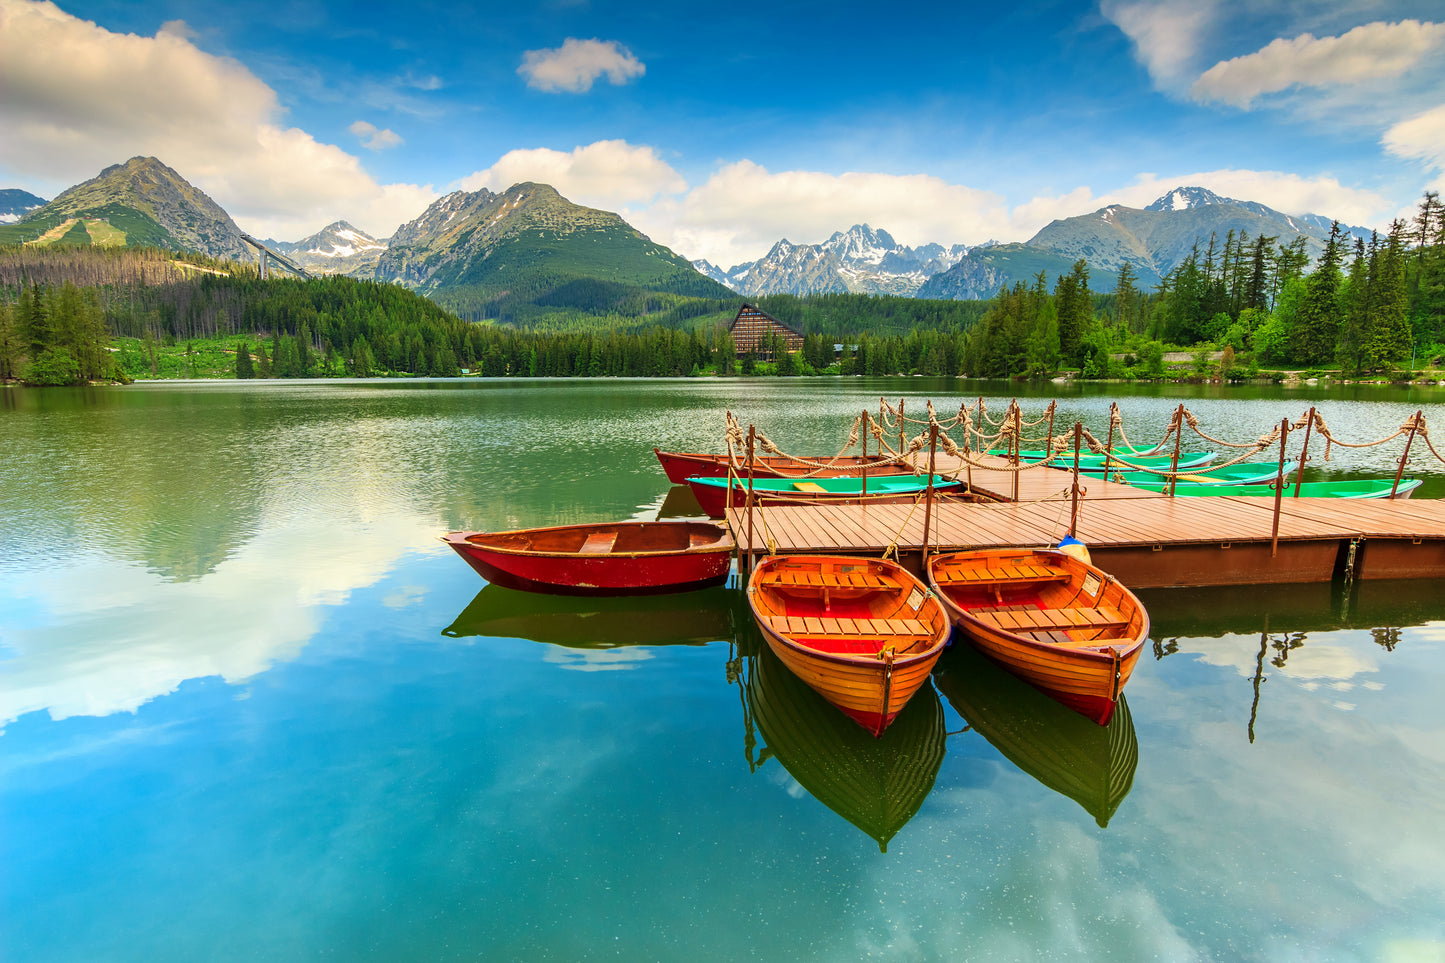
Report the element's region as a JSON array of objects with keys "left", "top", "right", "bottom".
[
  {"left": 937, "top": 563, "right": 1071, "bottom": 586},
  {"left": 970, "top": 606, "right": 1127, "bottom": 633},
  {"left": 756, "top": 570, "right": 891, "bottom": 590},
  {"left": 776, "top": 615, "right": 933, "bottom": 639},
  {"left": 578, "top": 532, "right": 619, "bottom": 554},
  {"left": 791, "top": 481, "right": 828, "bottom": 492}
]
